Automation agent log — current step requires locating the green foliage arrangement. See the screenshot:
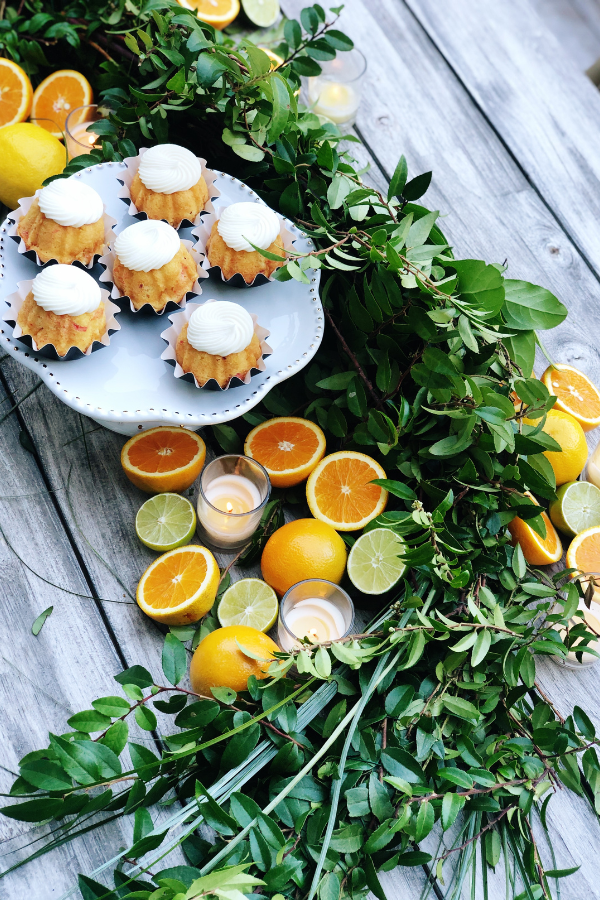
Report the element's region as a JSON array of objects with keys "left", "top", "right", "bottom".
[{"left": 1, "top": 2, "right": 599, "bottom": 899}]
